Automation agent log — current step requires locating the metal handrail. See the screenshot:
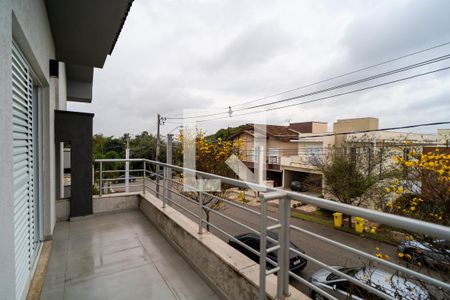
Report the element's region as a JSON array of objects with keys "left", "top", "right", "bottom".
[
  {"left": 97, "top": 158, "right": 450, "bottom": 240},
  {"left": 95, "top": 158, "right": 450, "bottom": 299}
]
